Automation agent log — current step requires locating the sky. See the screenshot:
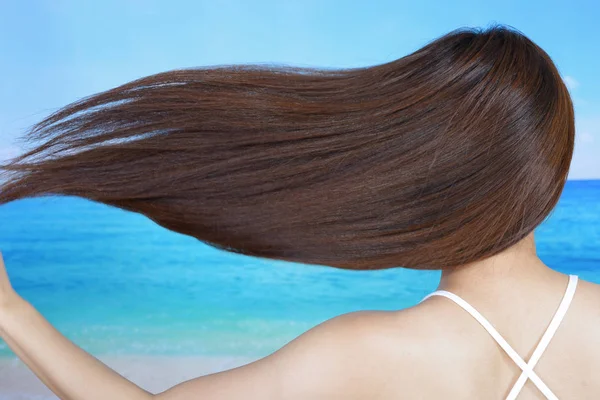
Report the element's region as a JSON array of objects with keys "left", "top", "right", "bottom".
[{"left": 0, "top": 0, "right": 598, "bottom": 179}]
